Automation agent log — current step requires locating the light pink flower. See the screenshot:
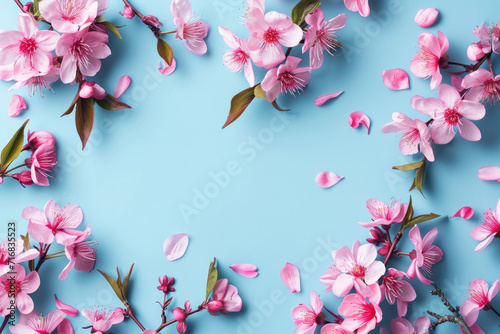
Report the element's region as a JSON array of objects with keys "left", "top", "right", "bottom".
[
  {"left": 22, "top": 199, "right": 83, "bottom": 246},
  {"left": 451, "top": 206, "right": 474, "bottom": 220},
  {"left": 314, "top": 91, "right": 343, "bottom": 106},
  {"left": 172, "top": 300, "right": 191, "bottom": 333},
  {"left": 163, "top": 233, "right": 189, "bottom": 261},
  {"left": 8, "top": 94, "right": 27, "bottom": 117},
  {"left": 171, "top": 0, "right": 209, "bottom": 55},
  {"left": 246, "top": 11, "right": 303, "bottom": 69},
  {"left": 338, "top": 284, "right": 383, "bottom": 334},
  {"left": 414, "top": 8, "right": 438, "bottom": 28},
  {"left": 380, "top": 268, "right": 416, "bottom": 317},
  {"left": 229, "top": 264, "right": 258, "bottom": 278},
  {"left": 412, "top": 84, "right": 486, "bottom": 144},
  {"left": 358, "top": 198, "right": 407, "bottom": 228},
  {"left": 291, "top": 291, "right": 324, "bottom": 334},
  {"left": 157, "top": 275, "right": 175, "bottom": 293},
  {"left": 28, "top": 144, "right": 57, "bottom": 186},
  {"left": 462, "top": 69, "right": 500, "bottom": 104},
  {"left": 281, "top": 262, "right": 301, "bottom": 293},
  {"left": 492, "top": 21, "right": 500, "bottom": 54},
  {"left": 23, "top": 130, "right": 56, "bottom": 152},
  {"left": 315, "top": 171, "right": 343, "bottom": 188},
  {"left": 331, "top": 241, "right": 385, "bottom": 297},
  {"left": 478, "top": 165, "right": 500, "bottom": 181},
  {"left": 79, "top": 81, "right": 106, "bottom": 99},
  {"left": 381, "top": 69, "right": 410, "bottom": 90},
  {"left": 219, "top": 26, "right": 255, "bottom": 86},
  {"left": 120, "top": 5, "right": 135, "bottom": 19},
  {"left": 56, "top": 28, "right": 111, "bottom": 83},
  {"left": 0, "top": 264, "right": 40, "bottom": 314},
  {"left": 158, "top": 59, "right": 177, "bottom": 76},
  {"left": 410, "top": 31, "right": 449, "bottom": 90},
  {"left": 205, "top": 278, "right": 242, "bottom": 315},
  {"left": 261, "top": 56, "right": 311, "bottom": 102},
  {"left": 39, "top": 0, "right": 98, "bottom": 33},
  {"left": 0, "top": 14, "right": 59, "bottom": 81},
  {"left": 81, "top": 306, "right": 124, "bottom": 334},
  {"left": 59, "top": 227, "right": 97, "bottom": 280},
  {"left": 461, "top": 279, "right": 500, "bottom": 326},
  {"left": 471, "top": 199, "right": 500, "bottom": 251},
  {"left": 0, "top": 238, "right": 39, "bottom": 276},
  {"left": 10, "top": 309, "right": 67, "bottom": 334},
  {"left": 113, "top": 75, "right": 131, "bottom": 98},
  {"left": 348, "top": 112, "right": 370, "bottom": 134},
  {"left": 406, "top": 226, "right": 443, "bottom": 285},
  {"left": 320, "top": 324, "right": 354, "bottom": 334},
  {"left": 471, "top": 24, "right": 492, "bottom": 55},
  {"left": 381, "top": 112, "right": 434, "bottom": 161},
  {"left": 302, "top": 9, "right": 346, "bottom": 70},
  {"left": 344, "top": 0, "right": 370, "bottom": 17},
  {"left": 390, "top": 316, "right": 430, "bottom": 334}
]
